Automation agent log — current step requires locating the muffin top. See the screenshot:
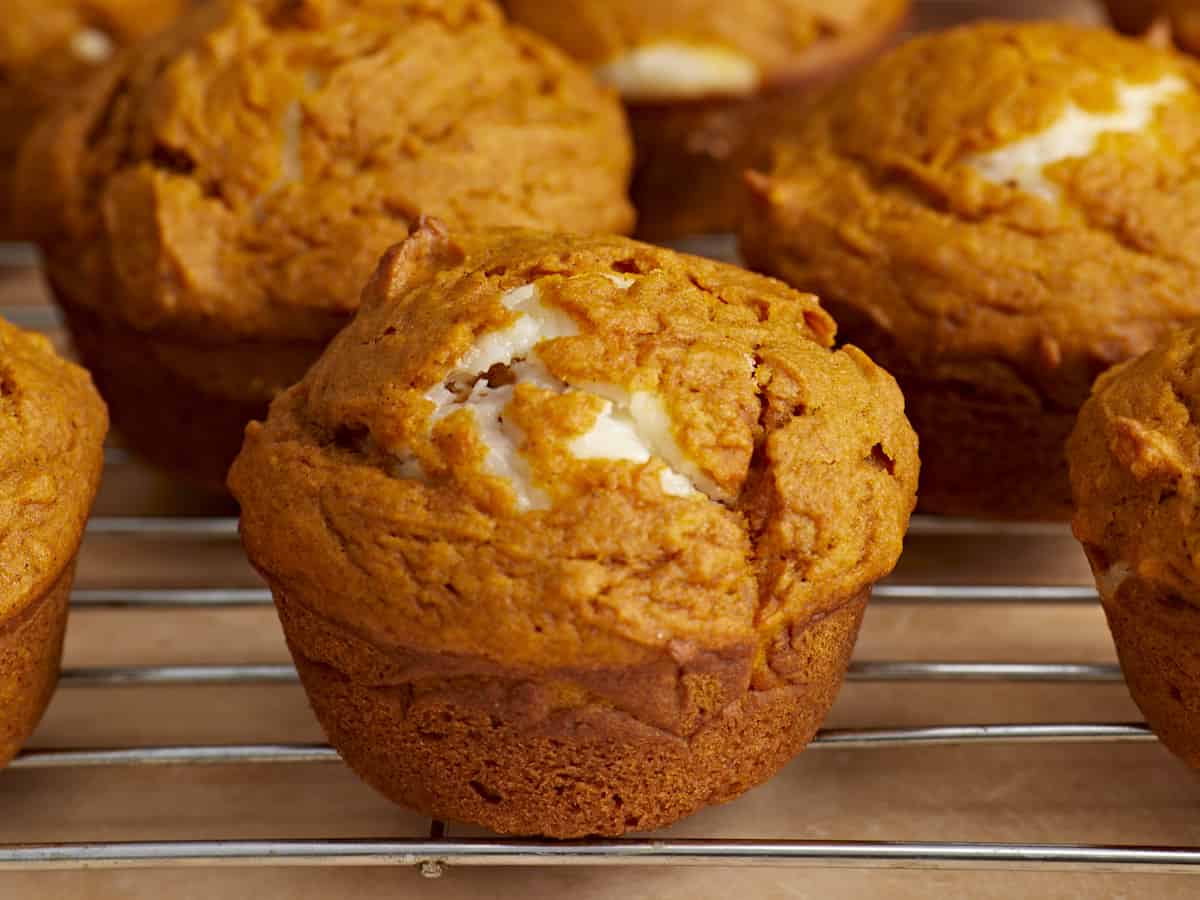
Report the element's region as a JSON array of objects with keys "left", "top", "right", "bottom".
[
  {"left": 741, "top": 22, "right": 1200, "bottom": 410},
  {"left": 0, "top": 0, "right": 192, "bottom": 232},
  {"left": 0, "top": 317, "right": 107, "bottom": 621},
  {"left": 230, "top": 222, "right": 918, "bottom": 687},
  {"left": 16, "top": 0, "right": 634, "bottom": 343},
  {"left": 502, "top": 0, "right": 910, "bottom": 102},
  {"left": 1070, "top": 325, "right": 1200, "bottom": 603}
]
